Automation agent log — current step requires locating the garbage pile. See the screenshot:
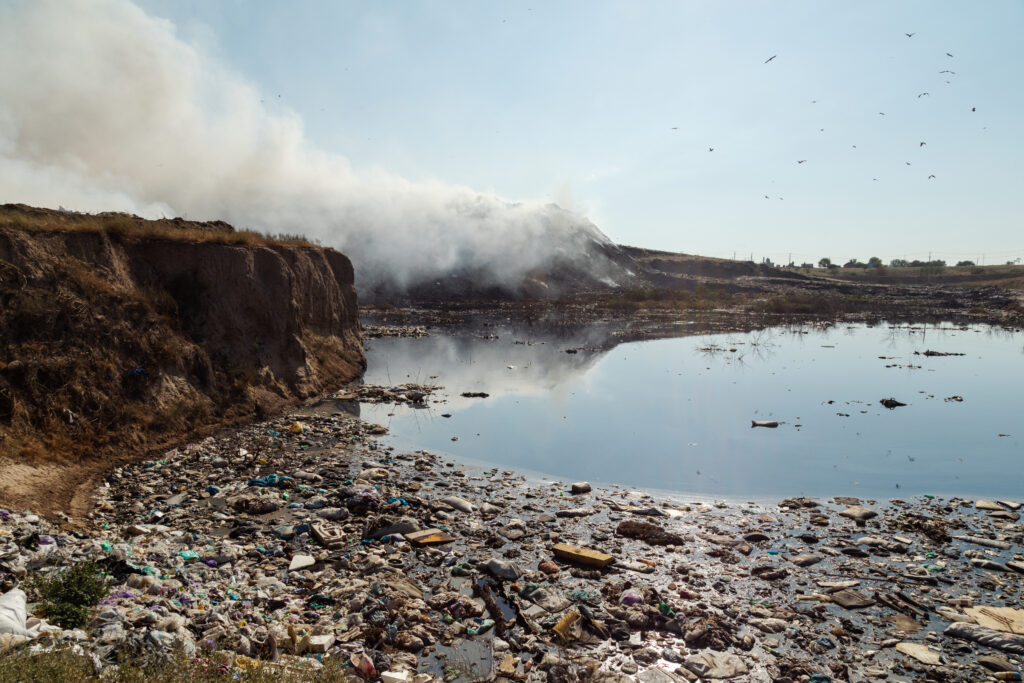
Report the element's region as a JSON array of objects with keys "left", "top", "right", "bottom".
[{"left": 0, "top": 409, "right": 1022, "bottom": 682}]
